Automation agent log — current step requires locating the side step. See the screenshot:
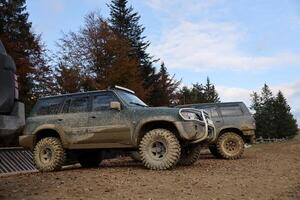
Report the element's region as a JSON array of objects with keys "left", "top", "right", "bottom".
[{"left": 0, "top": 147, "right": 37, "bottom": 175}]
